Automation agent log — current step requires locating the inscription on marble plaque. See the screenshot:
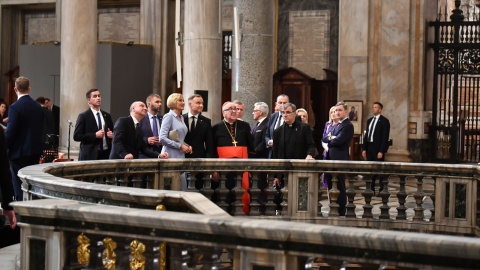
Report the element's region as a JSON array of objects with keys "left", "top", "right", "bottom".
[
  {"left": 27, "top": 18, "right": 56, "bottom": 44},
  {"left": 289, "top": 10, "right": 330, "bottom": 80},
  {"left": 99, "top": 13, "right": 140, "bottom": 43}
]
